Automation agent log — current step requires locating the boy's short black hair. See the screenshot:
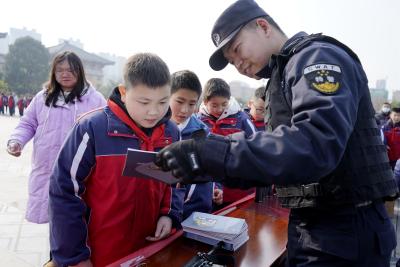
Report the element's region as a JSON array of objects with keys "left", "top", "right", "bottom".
[
  {"left": 203, "top": 78, "right": 231, "bottom": 102},
  {"left": 123, "top": 53, "right": 170, "bottom": 89},
  {"left": 171, "top": 70, "right": 202, "bottom": 98},
  {"left": 391, "top": 107, "right": 400, "bottom": 113},
  {"left": 253, "top": 86, "right": 266, "bottom": 99}
]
